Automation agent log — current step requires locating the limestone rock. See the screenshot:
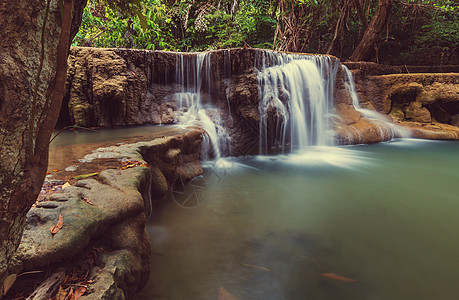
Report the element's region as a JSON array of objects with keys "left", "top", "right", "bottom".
[
  {"left": 13, "top": 130, "right": 203, "bottom": 299},
  {"left": 335, "top": 103, "right": 362, "bottom": 125},
  {"left": 389, "top": 106, "right": 405, "bottom": 122},
  {"left": 63, "top": 47, "right": 459, "bottom": 151},
  {"left": 150, "top": 167, "right": 168, "bottom": 199},
  {"left": 82, "top": 250, "right": 140, "bottom": 300},
  {"left": 345, "top": 69, "right": 459, "bottom": 138},
  {"left": 405, "top": 102, "right": 431, "bottom": 123}
]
